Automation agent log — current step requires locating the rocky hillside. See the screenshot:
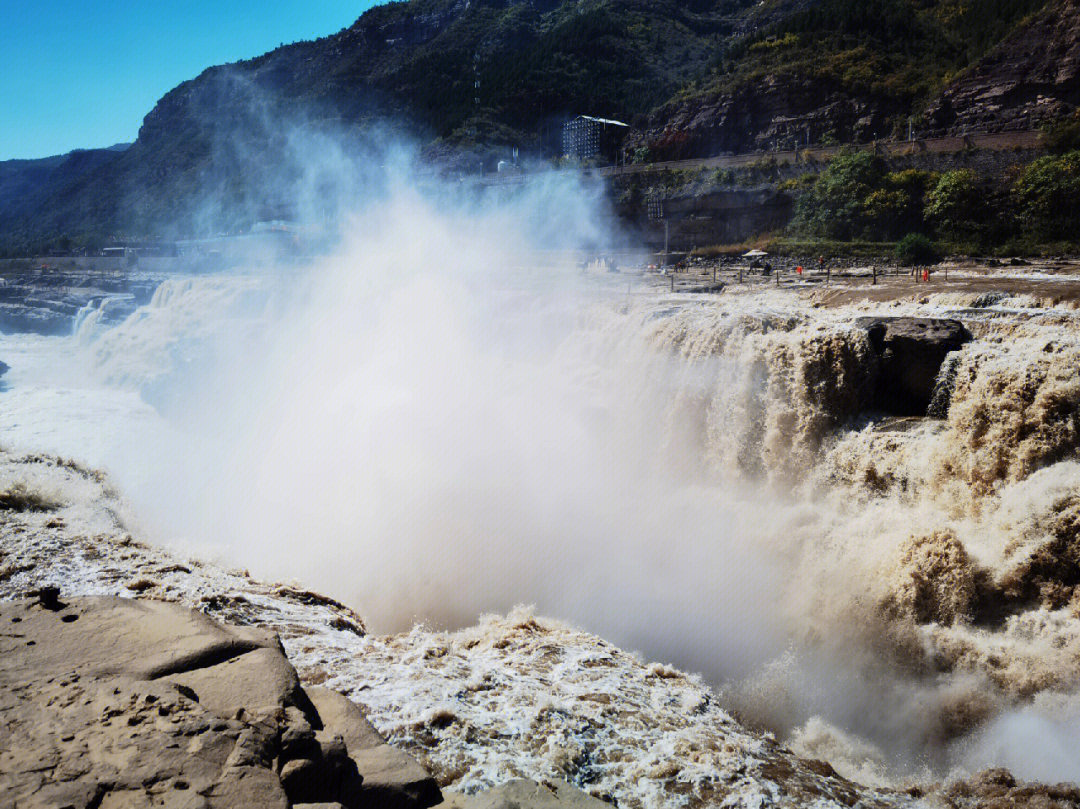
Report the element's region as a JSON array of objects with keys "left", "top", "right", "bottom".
[
  {"left": 626, "top": 0, "right": 1067, "bottom": 160},
  {"left": 0, "top": 145, "right": 128, "bottom": 255},
  {"left": 1, "top": 0, "right": 788, "bottom": 253},
  {"left": 4, "top": 0, "right": 1080, "bottom": 252},
  {"left": 926, "top": 0, "right": 1080, "bottom": 135},
  {"left": 0, "top": 145, "right": 127, "bottom": 219}
]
